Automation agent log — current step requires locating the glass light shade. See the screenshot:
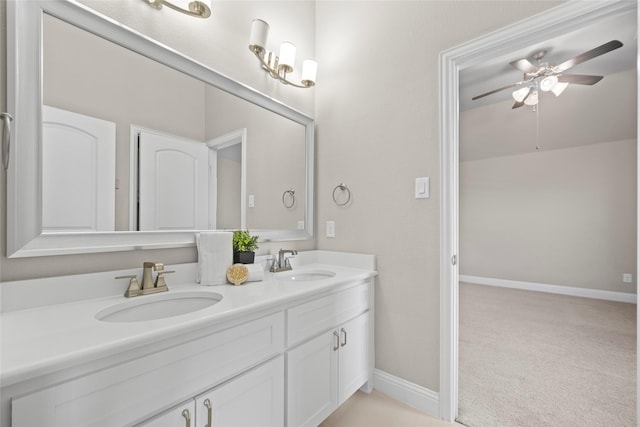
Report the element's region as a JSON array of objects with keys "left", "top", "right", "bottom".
[
  {"left": 278, "top": 42, "right": 296, "bottom": 73},
  {"left": 301, "top": 60, "right": 318, "bottom": 86},
  {"left": 540, "top": 75, "right": 558, "bottom": 92},
  {"left": 512, "top": 87, "right": 530, "bottom": 103},
  {"left": 524, "top": 90, "right": 539, "bottom": 106},
  {"left": 551, "top": 81, "right": 569, "bottom": 96},
  {"left": 249, "top": 19, "right": 270, "bottom": 53}
]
